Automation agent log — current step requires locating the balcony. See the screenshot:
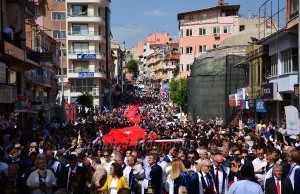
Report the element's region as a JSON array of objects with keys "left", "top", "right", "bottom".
[
  {"left": 68, "top": 31, "right": 106, "bottom": 42},
  {"left": 26, "top": 48, "right": 40, "bottom": 68},
  {"left": 67, "top": 13, "right": 105, "bottom": 24},
  {"left": 24, "top": 71, "right": 52, "bottom": 87},
  {"left": 40, "top": 52, "right": 60, "bottom": 67},
  {"left": 0, "top": 41, "right": 40, "bottom": 71},
  {"left": 68, "top": 50, "right": 106, "bottom": 60},
  {"left": 68, "top": 68, "right": 106, "bottom": 79}
]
